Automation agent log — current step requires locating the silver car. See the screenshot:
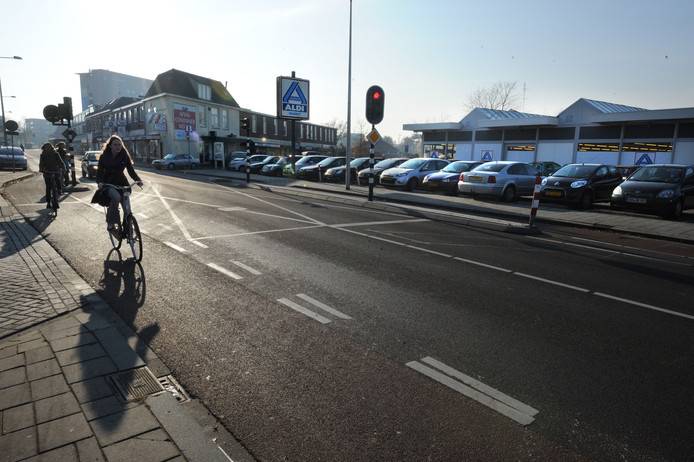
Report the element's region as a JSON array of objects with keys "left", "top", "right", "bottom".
[
  {"left": 458, "top": 161, "right": 538, "bottom": 201},
  {"left": 0, "top": 146, "right": 28, "bottom": 170},
  {"left": 380, "top": 158, "right": 449, "bottom": 191}
]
